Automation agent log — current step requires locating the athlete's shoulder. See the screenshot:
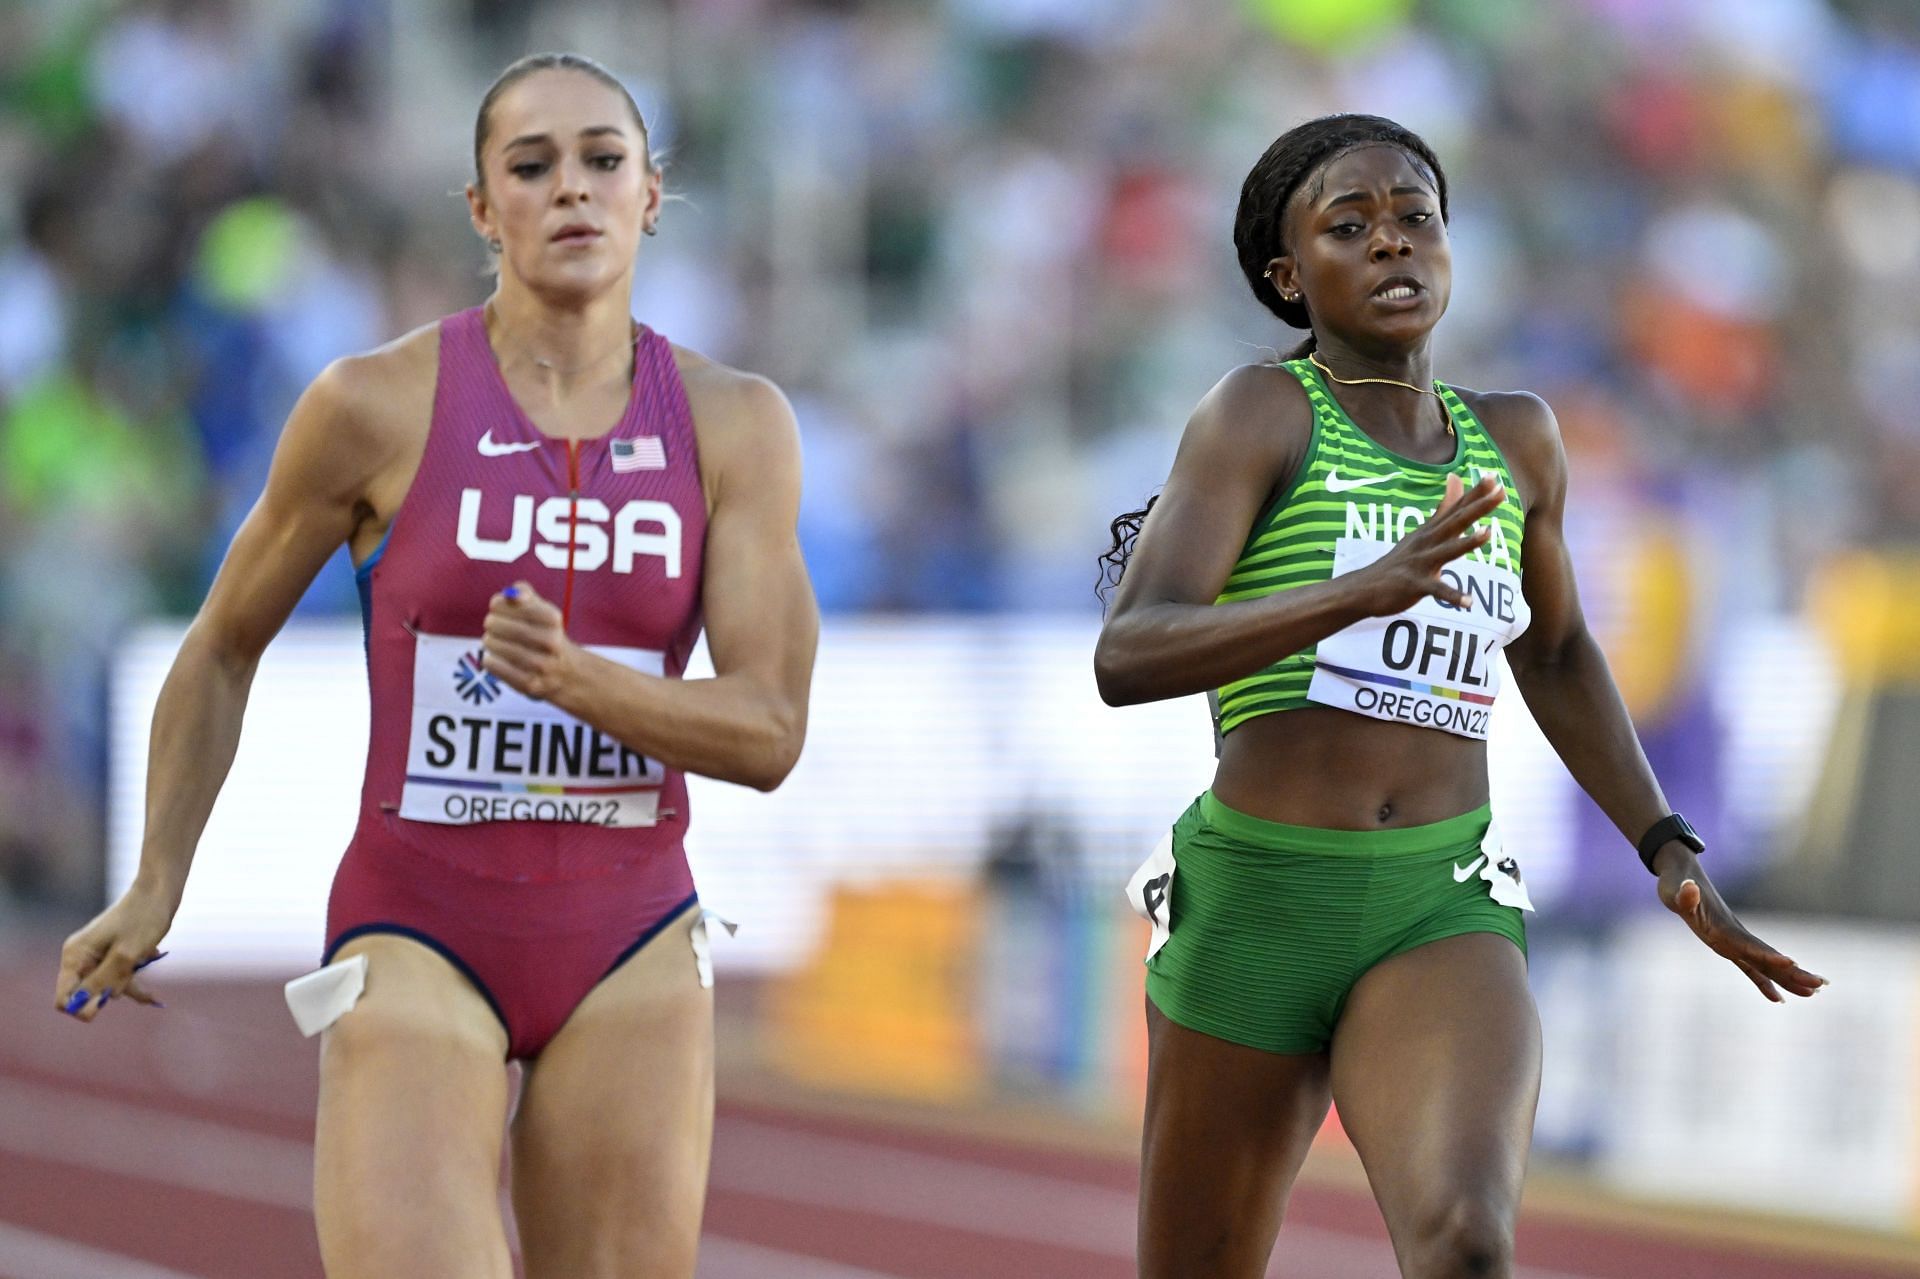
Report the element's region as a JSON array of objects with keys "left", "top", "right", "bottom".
[
  {"left": 670, "top": 345, "right": 800, "bottom": 506},
  {"left": 1450, "top": 386, "right": 1565, "bottom": 509},
  {"left": 307, "top": 320, "right": 441, "bottom": 449},
  {"left": 1450, "top": 384, "right": 1556, "bottom": 432},
  {"left": 671, "top": 344, "right": 799, "bottom": 450},
  {"left": 264, "top": 323, "right": 440, "bottom": 506},
  {"left": 672, "top": 343, "right": 793, "bottom": 421},
  {"left": 1182, "top": 360, "right": 1314, "bottom": 463},
  {"left": 1205, "top": 359, "right": 1315, "bottom": 419}
]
